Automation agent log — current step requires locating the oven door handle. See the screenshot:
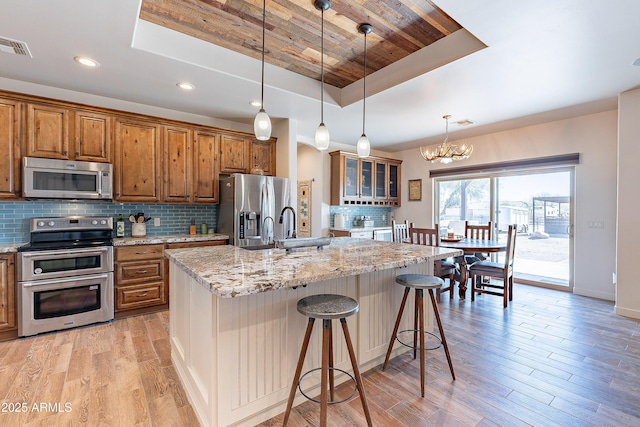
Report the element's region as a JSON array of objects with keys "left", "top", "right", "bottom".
[
  {"left": 20, "top": 272, "right": 112, "bottom": 288},
  {"left": 19, "top": 246, "right": 112, "bottom": 259}
]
